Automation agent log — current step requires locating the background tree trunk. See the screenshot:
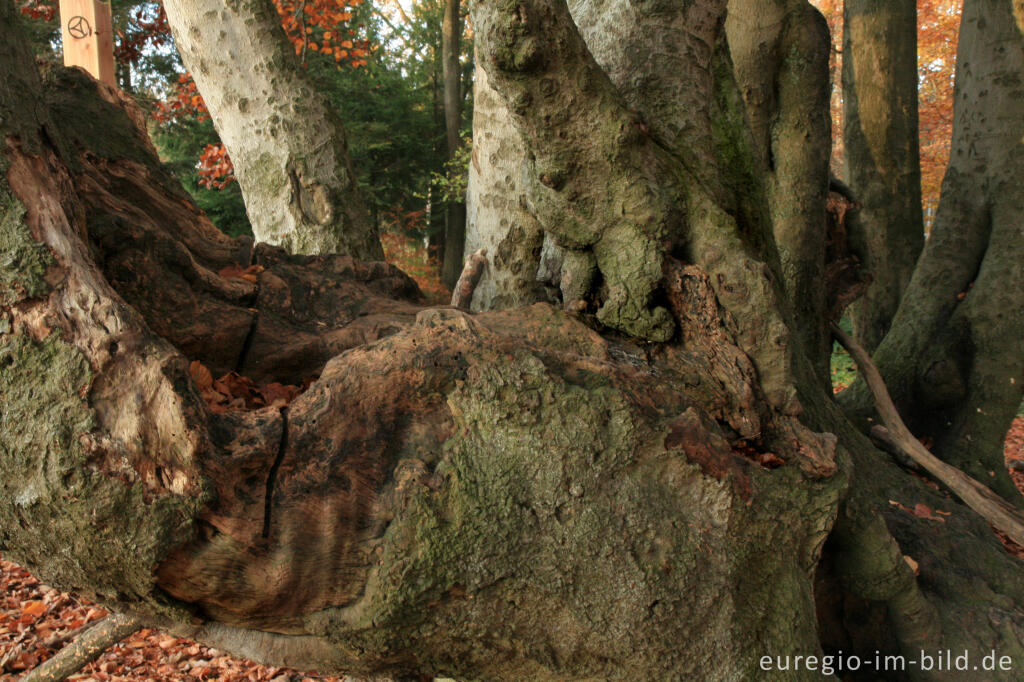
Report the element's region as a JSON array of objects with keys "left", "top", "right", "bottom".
[
  {"left": 440, "top": 0, "right": 468, "bottom": 290},
  {"left": 842, "top": 0, "right": 925, "bottom": 353},
  {"left": 160, "top": 0, "right": 382, "bottom": 259},
  {"left": 843, "top": 0, "right": 1024, "bottom": 504}
]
